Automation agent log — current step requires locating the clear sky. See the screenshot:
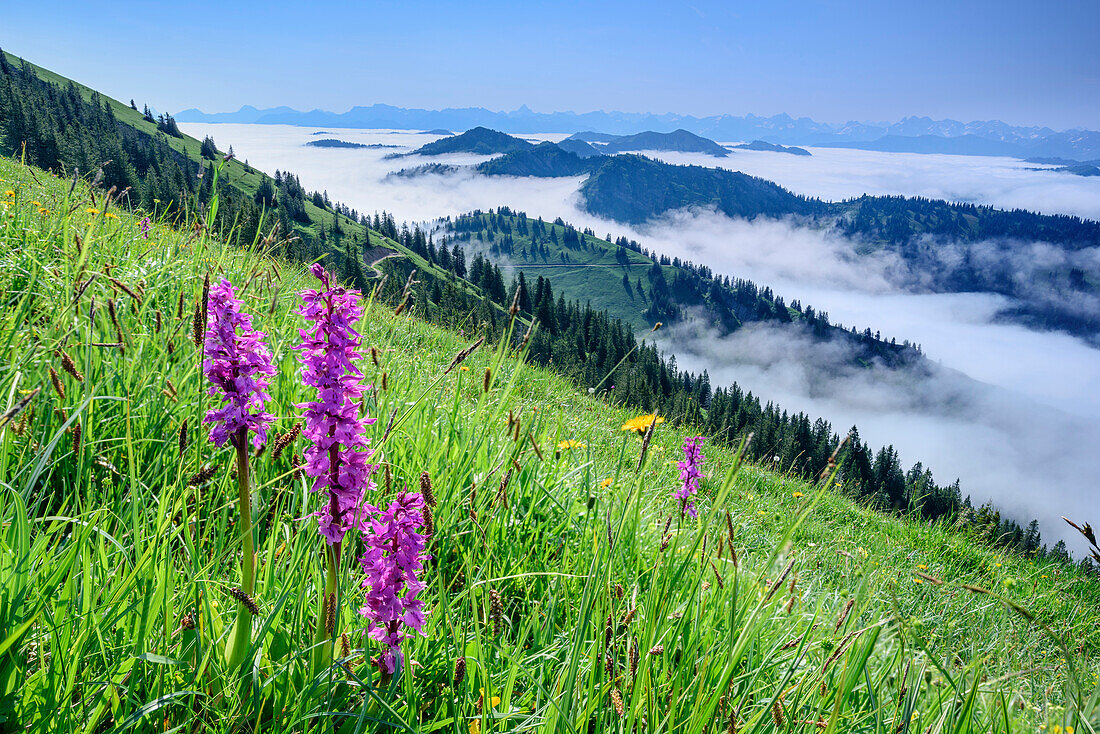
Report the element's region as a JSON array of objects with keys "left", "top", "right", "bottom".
[{"left": 4, "top": 0, "right": 1098, "bottom": 129}]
